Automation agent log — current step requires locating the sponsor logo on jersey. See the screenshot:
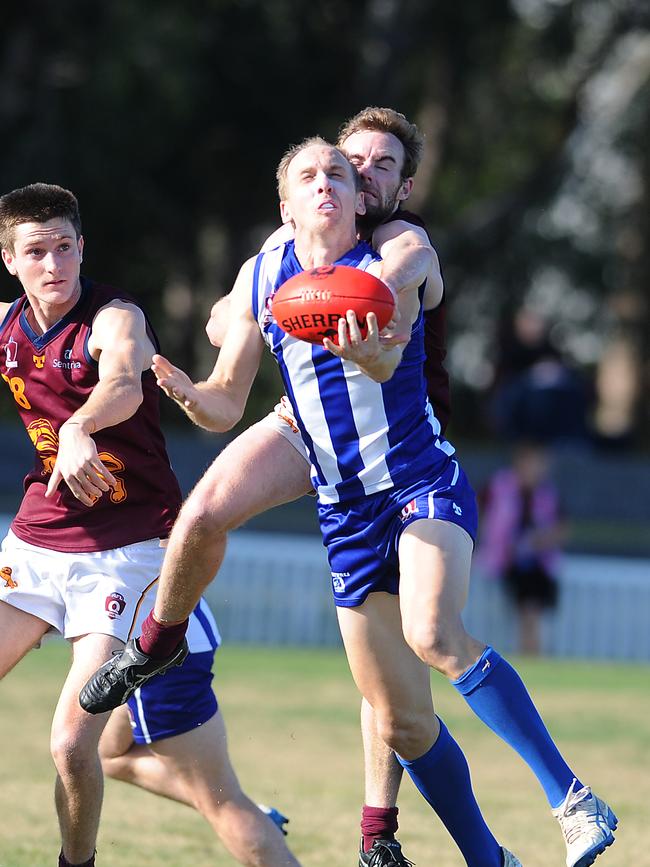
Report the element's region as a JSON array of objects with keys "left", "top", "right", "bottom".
[
  {"left": 32, "top": 354, "right": 45, "bottom": 369},
  {"left": 400, "top": 499, "right": 418, "bottom": 521},
  {"left": 4, "top": 336, "right": 19, "bottom": 369},
  {"left": 53, "top": 349, "right": 81, "bottom": 369},
  {"left": 105, "top": 591, "right": 126, "bottom": 619},
  {"left": 331, "top": 570, "right": 350, "bottom": 593},
  {"left": 0, "top": 566, "right": 17, "bottom": 589},
  {"left": 452, "top": 502, "right": 463, "bottom": 516}
]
